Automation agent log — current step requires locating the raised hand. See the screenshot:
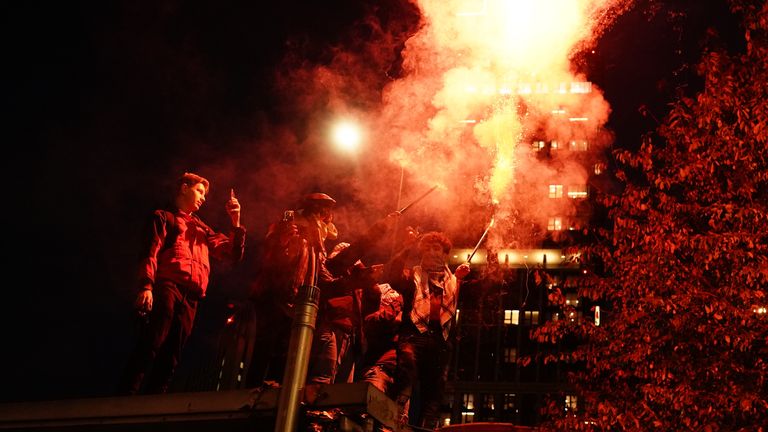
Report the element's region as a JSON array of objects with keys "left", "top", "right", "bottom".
[{"left": 226, "top": 188, "right": 241, "bottom": 227}]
